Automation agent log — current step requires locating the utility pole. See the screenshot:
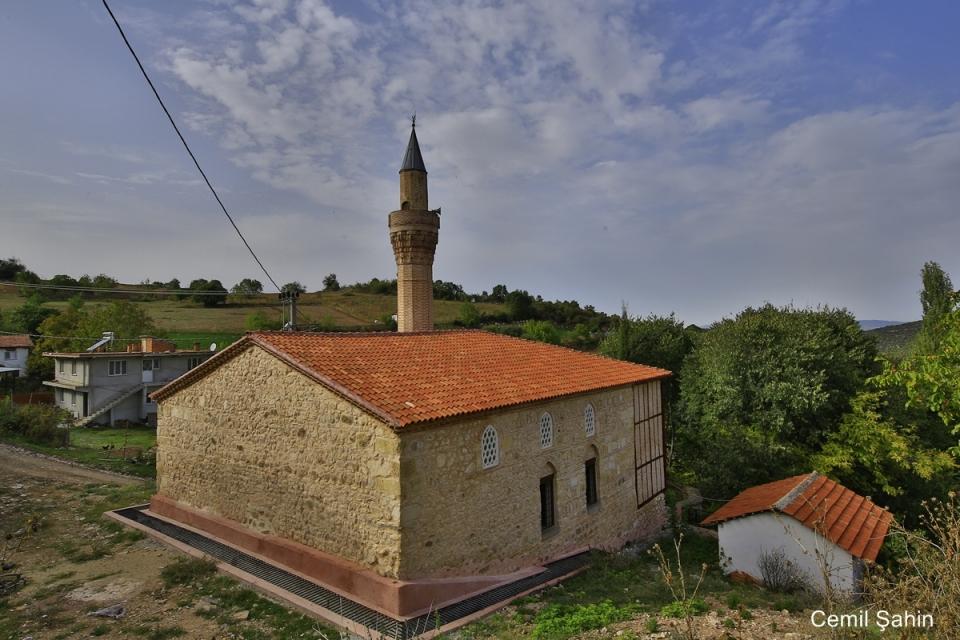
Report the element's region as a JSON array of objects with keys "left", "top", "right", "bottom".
[{"left": 279, "top": 289, "right": 299, "bottom": 331}]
